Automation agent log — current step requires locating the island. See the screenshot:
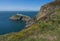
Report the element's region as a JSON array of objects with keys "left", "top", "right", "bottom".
[{"left": 10, "top": 14, "right": 31, "bottom": 22}]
